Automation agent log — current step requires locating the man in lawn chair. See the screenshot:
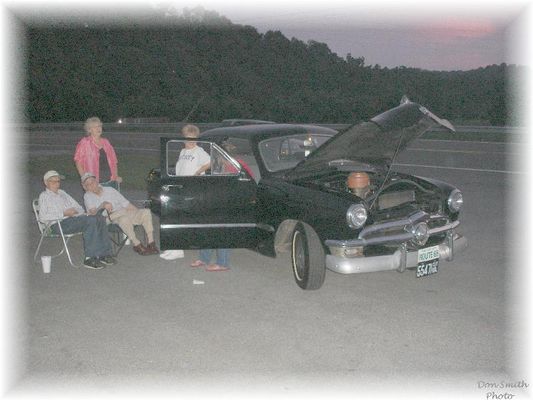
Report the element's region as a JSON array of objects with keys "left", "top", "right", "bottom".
[
  {"left": 81, "top": 172, "right": 159, "bottom": 256},
  {"left": 38, "top": 170, "right": 117, "bottom": 269}
]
